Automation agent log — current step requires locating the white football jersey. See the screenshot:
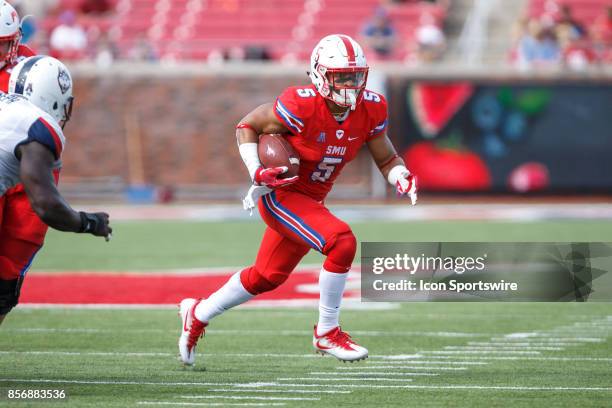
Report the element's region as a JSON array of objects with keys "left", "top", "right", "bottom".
[{"left": 0, "top": 92, "right": 65, "bottom": 196}]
